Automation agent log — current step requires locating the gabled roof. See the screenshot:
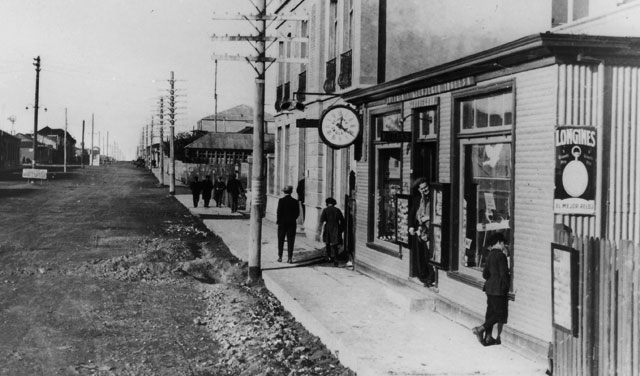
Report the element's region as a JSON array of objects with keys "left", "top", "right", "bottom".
[
  {"left": 38, "top": 126, "right": 77, "bottom": 144},
  {"left": 201, "top": 104, "right": 275, "bottom": 123},
  {"left": 186, "top": 132, "right": 275, "bottom": 153}
]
